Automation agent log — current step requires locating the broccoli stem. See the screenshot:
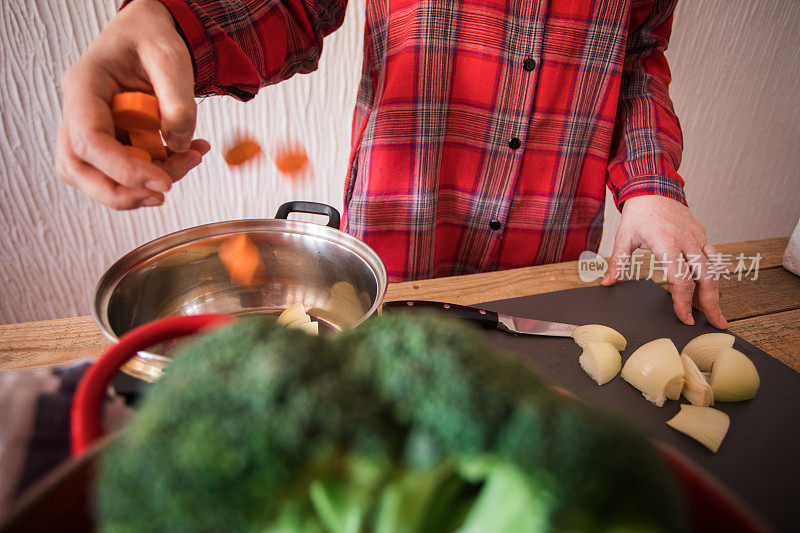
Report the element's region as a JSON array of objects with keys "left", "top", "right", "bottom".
[{"left": 456, "top": 460, "right": 551, "bottom": 533}]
